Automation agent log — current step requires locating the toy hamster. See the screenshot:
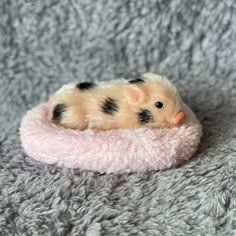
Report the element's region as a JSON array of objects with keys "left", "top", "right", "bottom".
[{"left": 48, "top": 72, "right": 185, "bottom": 131}]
